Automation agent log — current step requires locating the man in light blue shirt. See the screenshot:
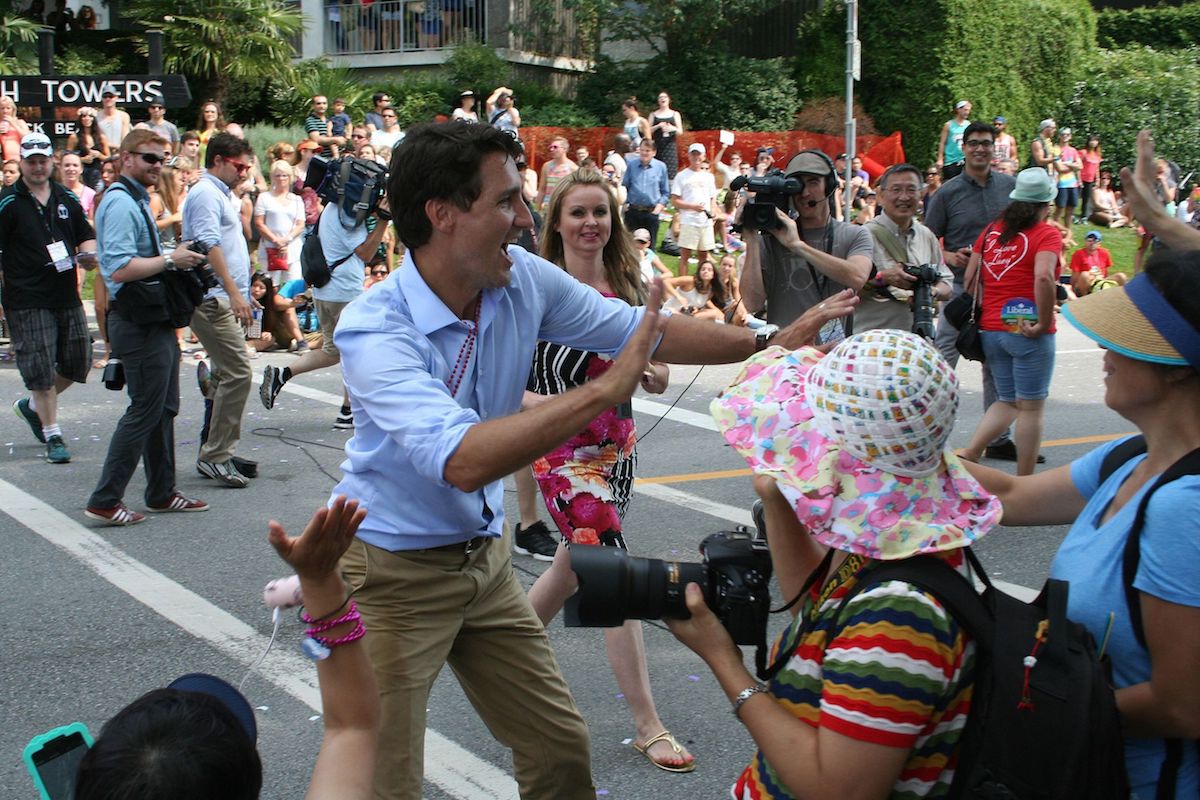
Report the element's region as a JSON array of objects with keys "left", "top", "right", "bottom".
[
  {"left": 182, "top": 132, "right": 258, "bottom": 488},
  {"left": 259, "top": 196, "right": 388, "bottom": 427},
  {"left": 87, "top": 129, "right": 208, "bottom": 525},
  {"left": 334, "top": 121, "right": 859, "bottom": 800},
  {"left": 622, "top": 137, "right": 670, "bottom": 245}
]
